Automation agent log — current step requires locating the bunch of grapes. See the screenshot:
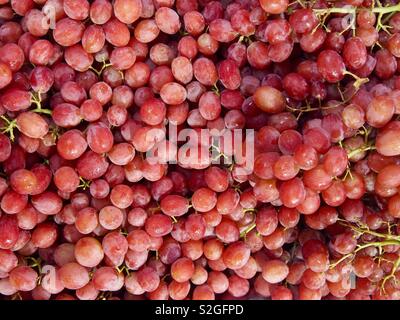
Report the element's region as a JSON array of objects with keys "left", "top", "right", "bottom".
[{"left": 1, "top": 0, "right": 400, "bottom": 301}]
